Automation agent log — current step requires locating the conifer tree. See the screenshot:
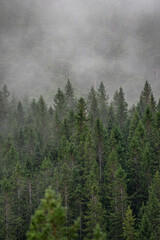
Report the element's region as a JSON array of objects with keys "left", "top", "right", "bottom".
[
  {"left": 157, "top": 99, "right": 160, "bottom": 112},
  {"left": 37, "top": 157, "right": 53, "bottom": 200},
  {"left": 88, "top": 86, "right": 99, "bottom": 127},
  {"left": 94, "top": 119, "right": 107, "bottom": 183},
  {"left": 54, "top": 88, "right": 66, "bottom": 119},
  {"left": 138, "top": 81, "right": 153, "bottom": 116},
  {"left": 53, "top": 112, "right": 62, "bottom": 148},
  {"left": 117, "top": 87, "right": 128, "bottom": 129},
  {"left": 37, "top": 96, "right": 48, "bottom": 140},
  {"left": 16, "top": 101, "right": 25, "bottom": 126},
  {"left": 85, "top": 159, "right": 104, "bottom": 239},
  {"left": 108, "top": 166, "right": 128, "bottom": 240},
  {"left": 123, "top": 206, "right": 136, "bottom": 240},
  {"left": 93, "top": 224, "right": 107, "bottom": 240},
  {"left": 10, "top": 161, "right": 25, "bottom": 239},
  {"left": 75, "top": 97, "right": 88, "bottom": 140},
  {"left": 97, "top": 81, "right": 109, "bottom": 126},
  {"left": 150, "top": 93, "right": 156, "bottom": 113},
  {"left": 128, "top": 110, "right": 140, "bottom": 141},
  {"left": 127, "top": 120, "right": 146, "bottom": 215},
  {"left": 64, "top": 79, "right": 75, "bottom": 112},
  {"left": 27, "top": 188, "right": 79, "bottom": 240},
  {"left": 0, "top": 172, "right": 12, "bottom": 240},
  {"left": 0, "top": 84, "right": 10, "bottom": 137},
  {"left": 138, "top": 171, "right": 160, "bottom": 239},
  {"left": 107, "top": 102, "right": 115, "bottom": 132}
]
